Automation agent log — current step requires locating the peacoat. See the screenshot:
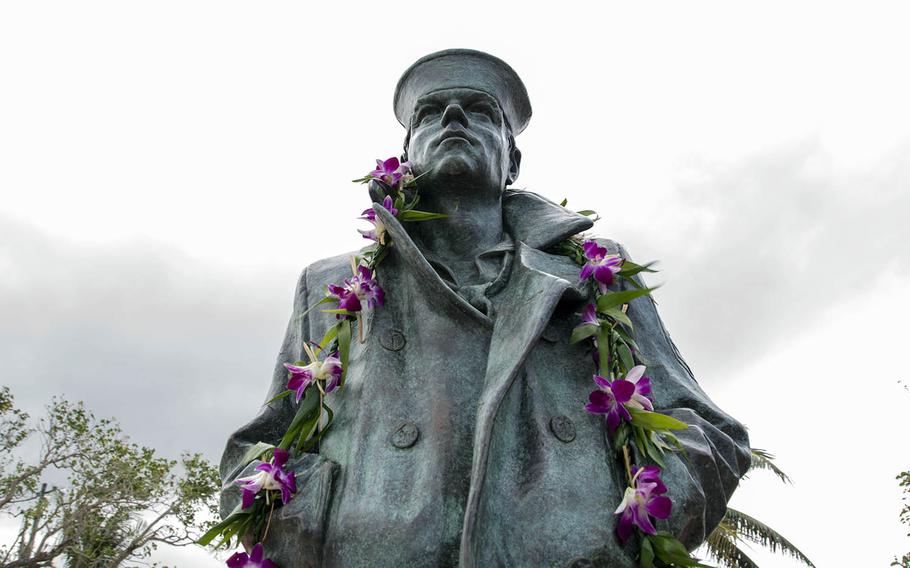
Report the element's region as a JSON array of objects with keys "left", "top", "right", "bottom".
[{"left": 220, "top": 189, "right": 751, "bottom": 568}]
